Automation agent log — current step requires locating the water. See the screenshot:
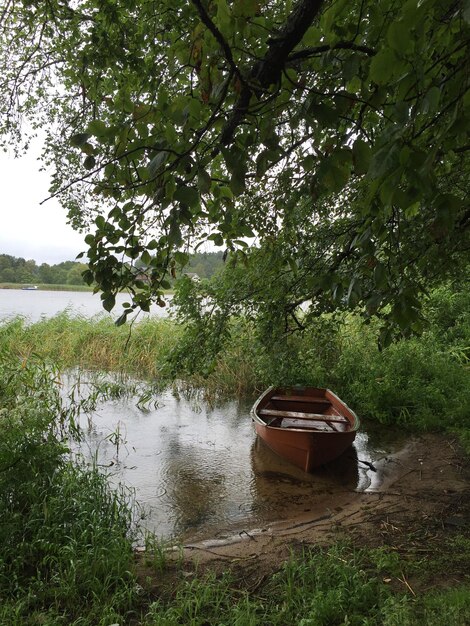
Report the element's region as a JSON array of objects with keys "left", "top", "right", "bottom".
[
  {"left": 2, "top": 288, "right": 409, "bottom": 542},
  {"left": 0, "top": 288, "right": 169, "bottom": 322},
  {"left": 76, "top": 384, "right": 409, "bottom": 543}
]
